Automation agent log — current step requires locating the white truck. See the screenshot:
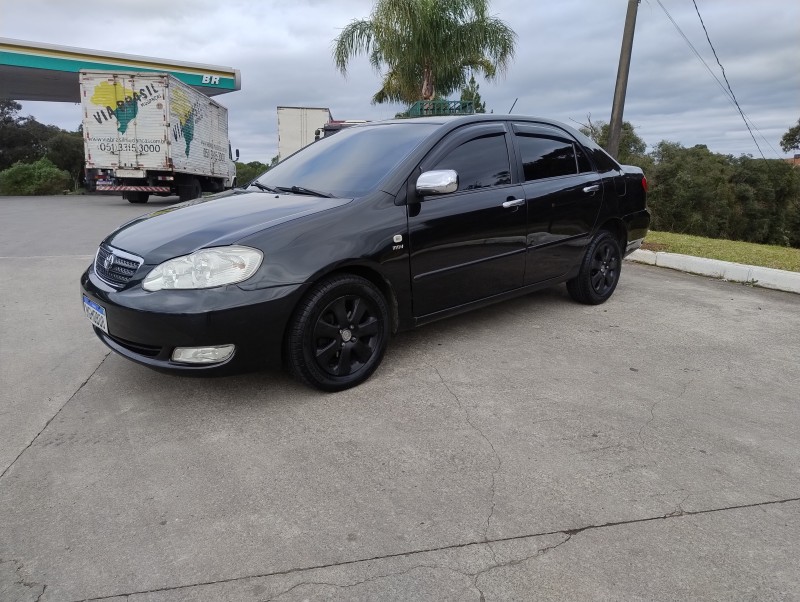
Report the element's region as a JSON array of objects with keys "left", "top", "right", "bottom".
[
  {"left": 277, "top": 106, "right": 332, "bottom": 160},
  {"left": 80, "top": 70, "right": 237, "bottom": 203}
]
